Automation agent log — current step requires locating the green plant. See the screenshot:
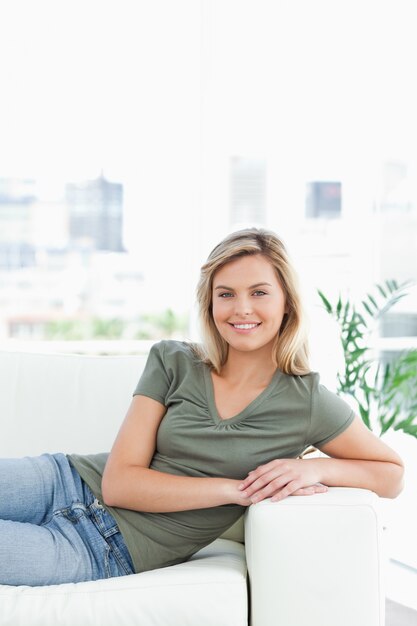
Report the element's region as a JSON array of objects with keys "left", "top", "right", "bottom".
[{"left": 318, "top": 280, "right": 417, "bottom": 439}]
